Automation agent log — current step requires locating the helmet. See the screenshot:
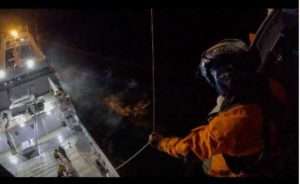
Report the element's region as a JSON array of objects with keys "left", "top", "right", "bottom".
[{"left": 198, "top": 39, "right": 252, "bottom": 95}]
